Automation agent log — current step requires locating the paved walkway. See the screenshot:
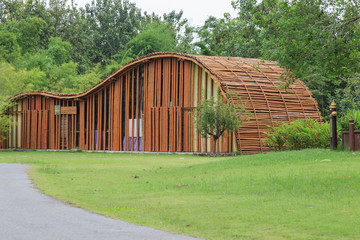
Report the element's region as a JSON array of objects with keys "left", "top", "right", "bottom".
[{"left": 0, "top": 163, "right": 202, "bottom": 240}]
